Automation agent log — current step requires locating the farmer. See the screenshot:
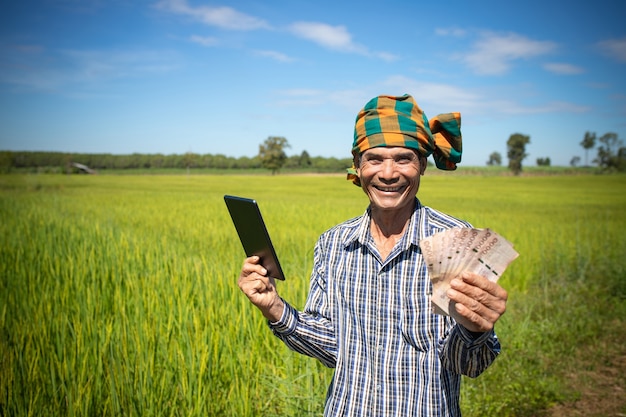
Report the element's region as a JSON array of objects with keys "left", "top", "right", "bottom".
[{"left": 238, "top": 94, "right": 508, "bottom": 416}]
